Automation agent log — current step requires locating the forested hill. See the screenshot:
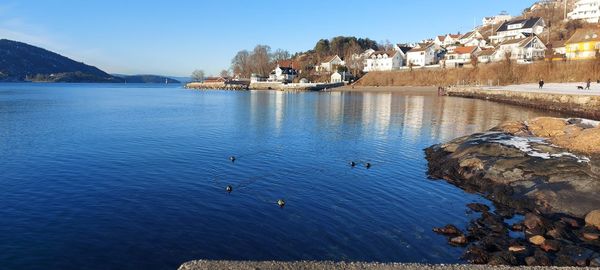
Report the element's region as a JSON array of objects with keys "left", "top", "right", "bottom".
[
  {"left": 112, "top": 74, "right": 181, "bottom": 84},
  {"left": 0, "top": 39, "right": 122, "bottom": 83}
]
